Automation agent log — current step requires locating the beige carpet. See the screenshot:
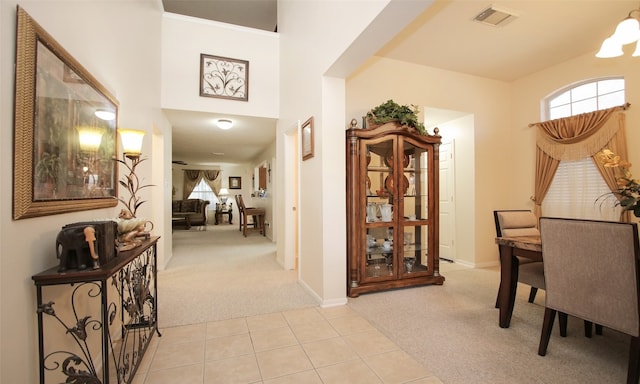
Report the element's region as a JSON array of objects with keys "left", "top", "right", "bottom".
[
  {"left": 348, "top": 263, "right": 630, "bottom": 384},
  {"left": 160, "top": 226, "right": 631, "bottom": 383},
  {"left": 158, "top": 224, "right": 318, "bottom": 328}
]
